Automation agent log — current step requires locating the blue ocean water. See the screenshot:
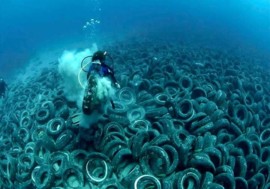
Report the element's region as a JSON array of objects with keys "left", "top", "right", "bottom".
[
  {"left": 1, "top": 1, "right": 270, "bottom": 188},
  {"left": 0, "top": 0, "right": 270, "bottom": 79}
]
